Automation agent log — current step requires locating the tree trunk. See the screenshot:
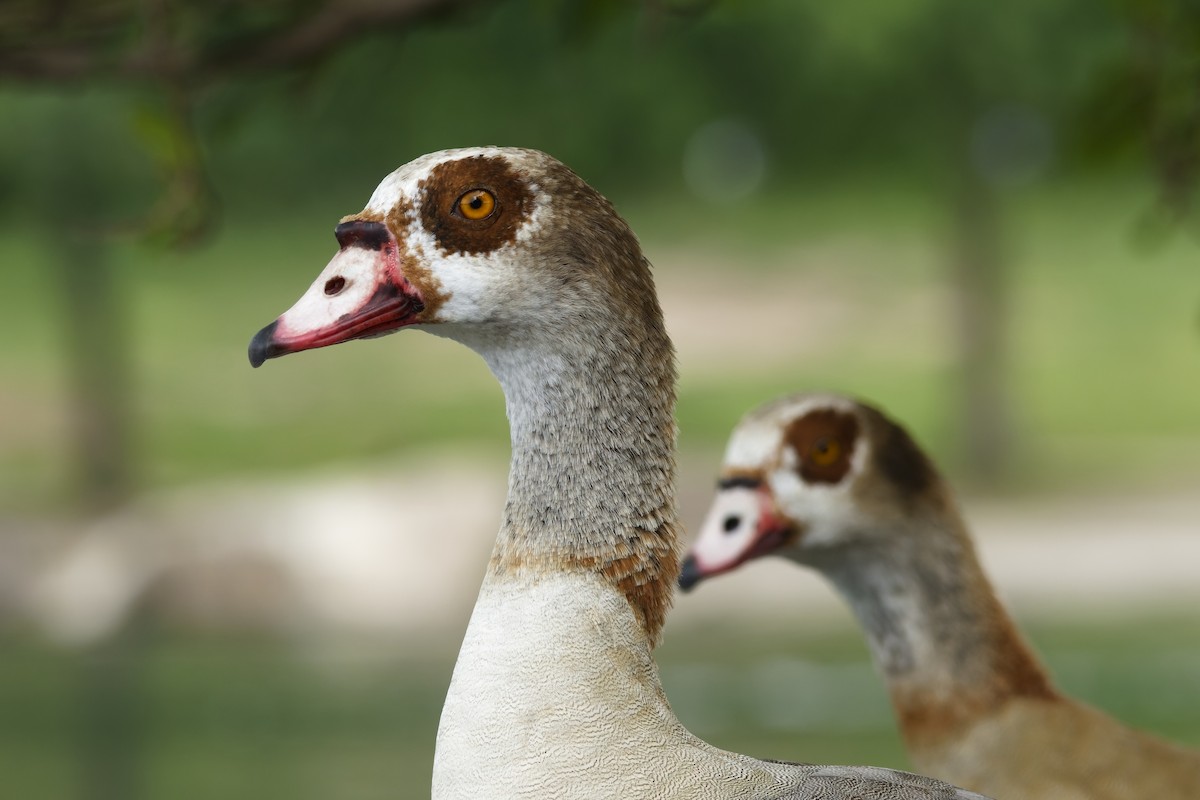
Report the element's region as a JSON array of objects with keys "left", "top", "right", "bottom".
[
  {"left": 56, "top": 230, "right": 134, "bottom": 512},
  {"left": 950, "top": 158, "right": 1011, "bottom": 485},
  {"left": 47, "top": 103, "right": 143, "bottom": 800}
]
